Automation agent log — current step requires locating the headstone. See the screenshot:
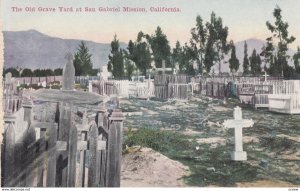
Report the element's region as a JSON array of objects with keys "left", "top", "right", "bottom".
[
  {"left": 100, "top": 66, "right": 109, "bottom": 81},
  {"left": 42, "top": 81, "right": 47, "bottom": 88},
  {"left": 89, "top": 80, "right": 93, "bottom": 92},
  {"left": 5, "top": 72, "right": 12, "bottom": 83},
  {"left": 223, "top": 106, "right": 254, "bottom": 161},
  {"left": 62, "top": 53, "right": 75, "bottom": 91}
]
